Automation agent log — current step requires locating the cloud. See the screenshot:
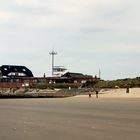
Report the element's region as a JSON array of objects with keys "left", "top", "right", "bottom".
[
  {"left": 0, "top": 0, "right": 139, "bottom": 33},
  {"left": 0, "top": 0, "right": 140, "bottom": 79},
  {"left": 0, "top": 0, "right": 121, "bottom": 27},
  {"left": 0, "top": 11, "right": 15, "bottom": 21}
]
